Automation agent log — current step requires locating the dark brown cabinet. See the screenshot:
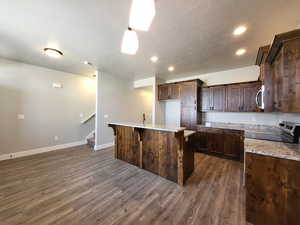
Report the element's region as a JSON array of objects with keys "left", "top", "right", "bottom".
[
  {"left": 240, "top": 82, "right": 261, "bottom": 112},
  {"left": 211, "top": 86, "right": 226, "bottom": 111},
  {"left": 195, "top": 127, "right": 244, "bottom": 161},
  {"left": 200, "top": 86, "right": 226, "bottom": 112},
  {"left": 207, "top": 129, "right": 224, "bottom": 155},
  {"left": 223, "top": 130, "right": 244, "bottom": 160},
  {"left": 201, "top": 81, "right": 261, "bottom": 112},
  {"left": 226, "top": 84, "right": 242, "bottom": 112},
  {"left": 158, "top": 84, "right": 169, "bottom": 100},
  {"left": 264, "top": 29, "right": 300, "bottom": 113},
  {"left": 180, "top": 81, "right": 201, "bottom": 130},
  {"left": 200, "top": 87, "right": 211, "bottom": 112},
  {"left": 158, "top": 83, "right": 180, "bottom": 100}
]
